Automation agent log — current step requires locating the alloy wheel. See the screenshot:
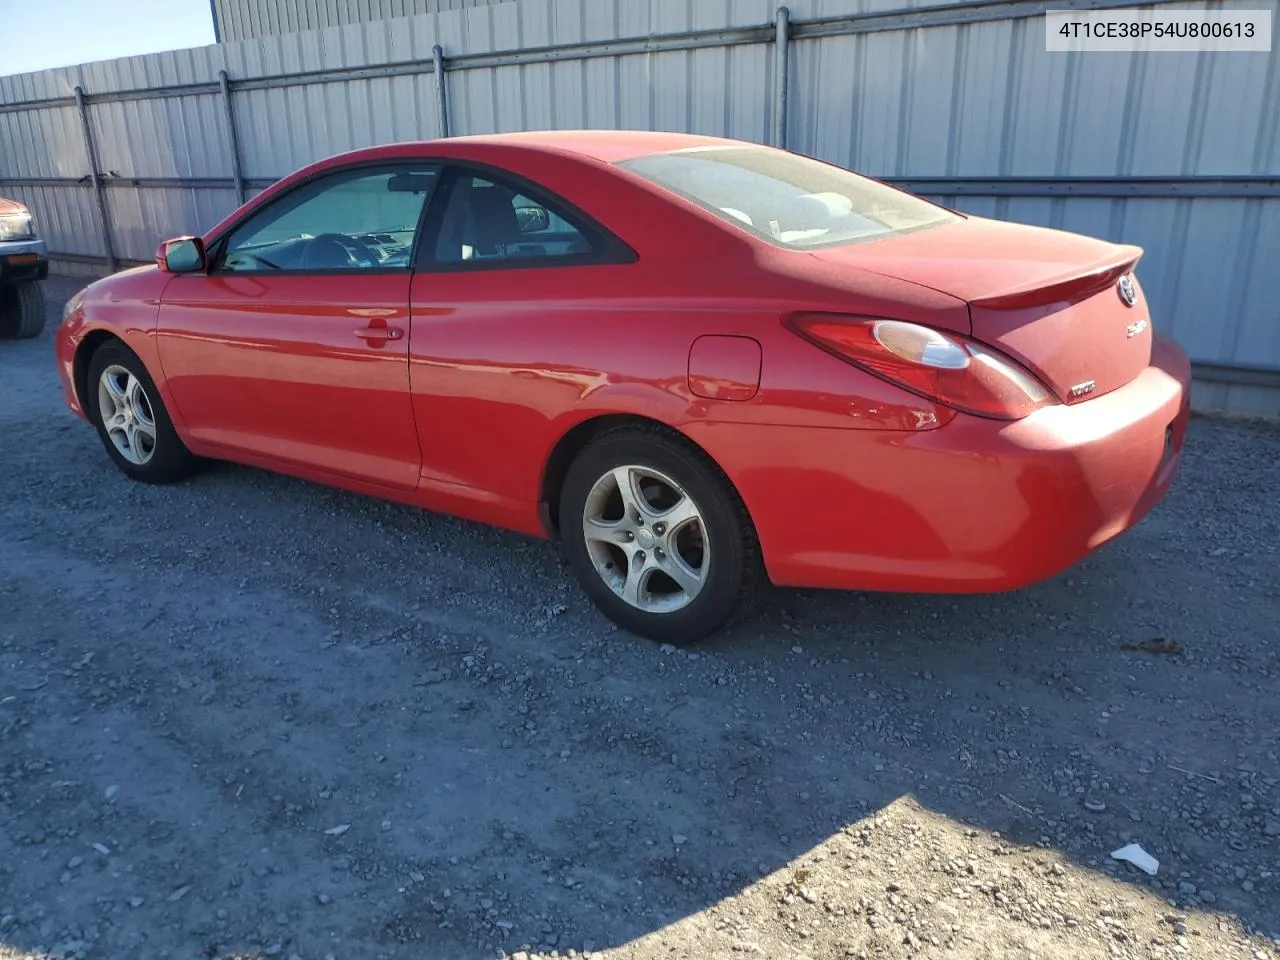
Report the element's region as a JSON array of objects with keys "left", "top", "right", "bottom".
[
  {"left": 98, "top": 364, "right": 157, "bottom": 466},
  {"left": 580, "top": 464, "right": 710, "bottom": 613}
]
